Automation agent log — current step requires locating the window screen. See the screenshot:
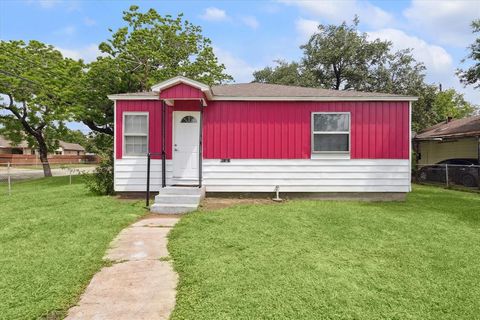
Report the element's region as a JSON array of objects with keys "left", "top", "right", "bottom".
[
  {"left": 124, "top": 114, "right": 148, "bottom": 156},
  {"left": 312, "top": 113, "right": 350, "bottom": 153}
]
